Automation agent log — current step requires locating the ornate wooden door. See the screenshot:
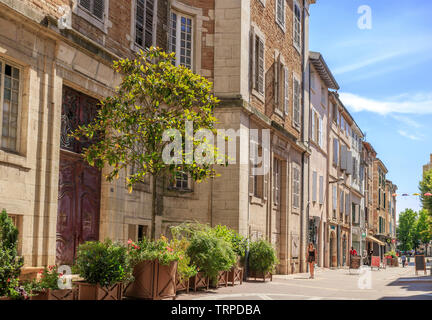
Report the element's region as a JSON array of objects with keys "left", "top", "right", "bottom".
[{"left": 56, "top": 86, "right": 101, "bottom": 265}]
